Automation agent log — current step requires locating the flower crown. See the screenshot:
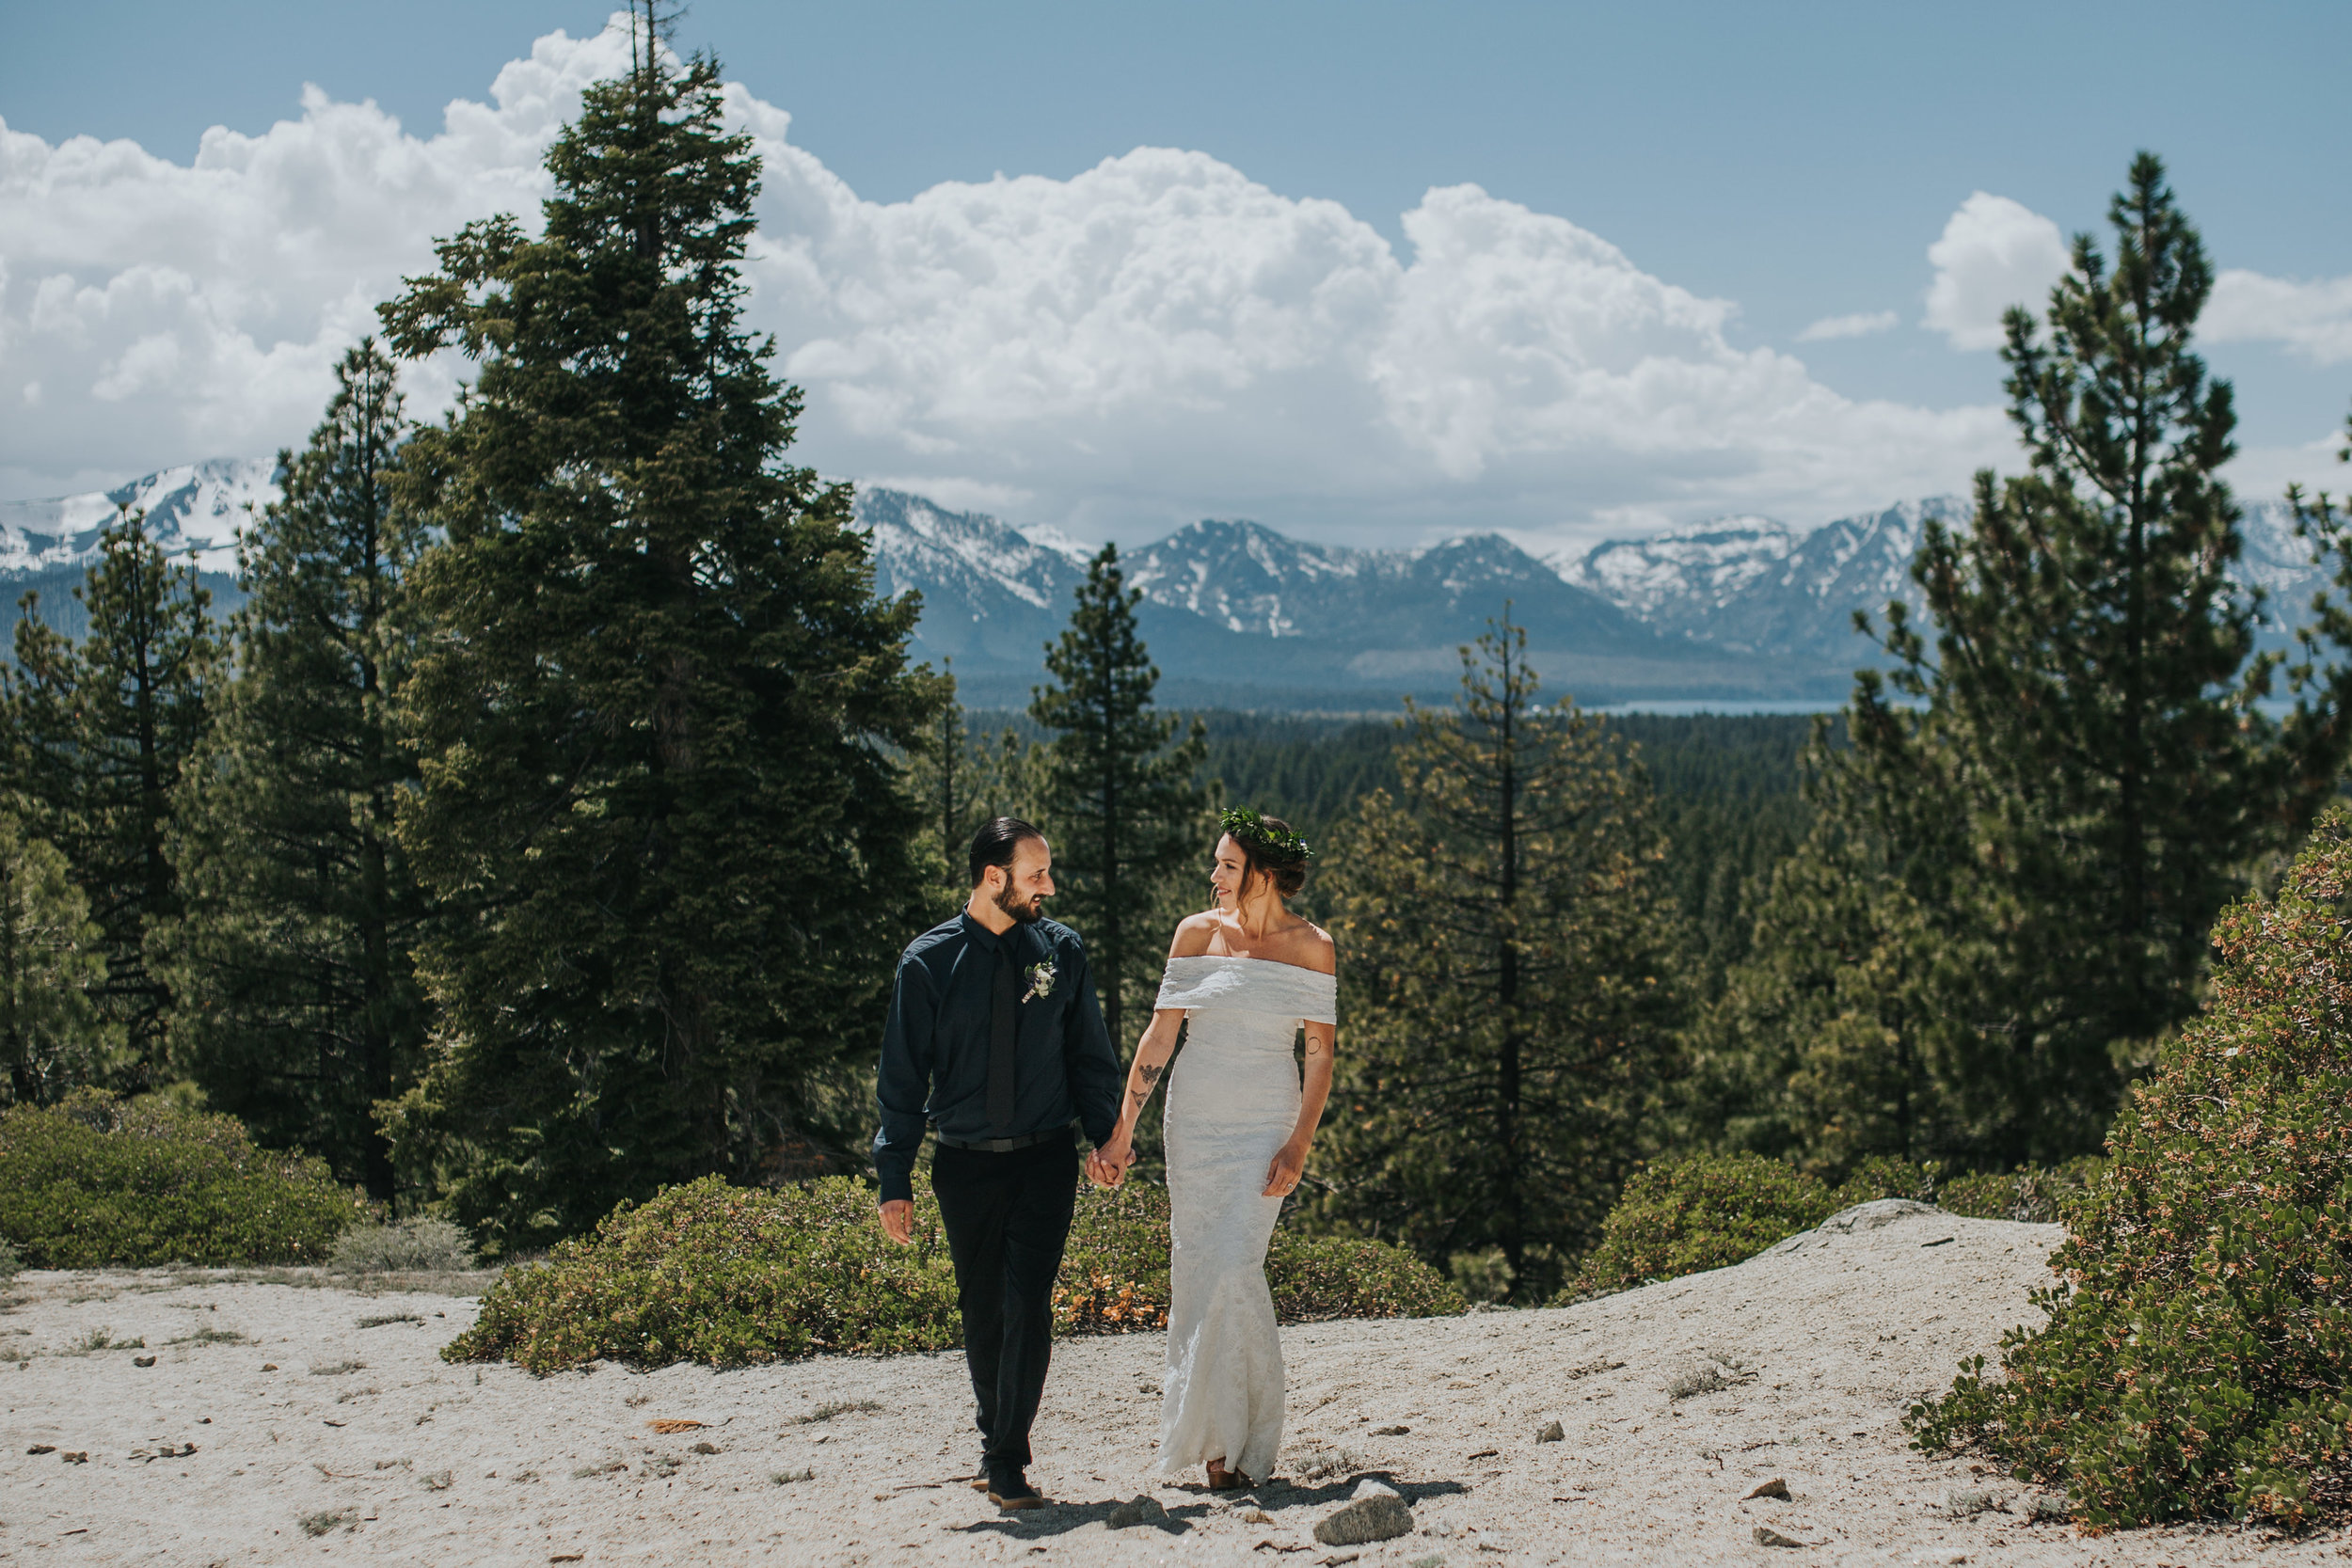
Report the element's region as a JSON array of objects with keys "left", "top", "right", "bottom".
[{"left": 1220, "top": 805, "right": 1313, "bottom": 865}]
